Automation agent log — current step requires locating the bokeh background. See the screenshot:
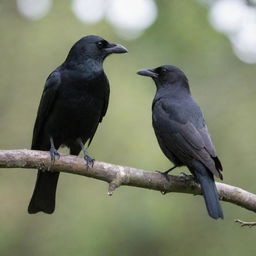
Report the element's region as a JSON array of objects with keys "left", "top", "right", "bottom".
[{"left": 1, "top": 0, "right": 256, "bottom": 255}]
